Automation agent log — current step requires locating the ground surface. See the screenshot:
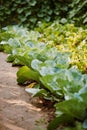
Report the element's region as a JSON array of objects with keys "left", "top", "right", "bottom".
[{"left": 0, "top": 52, "right": 48, "bottom": 130}]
